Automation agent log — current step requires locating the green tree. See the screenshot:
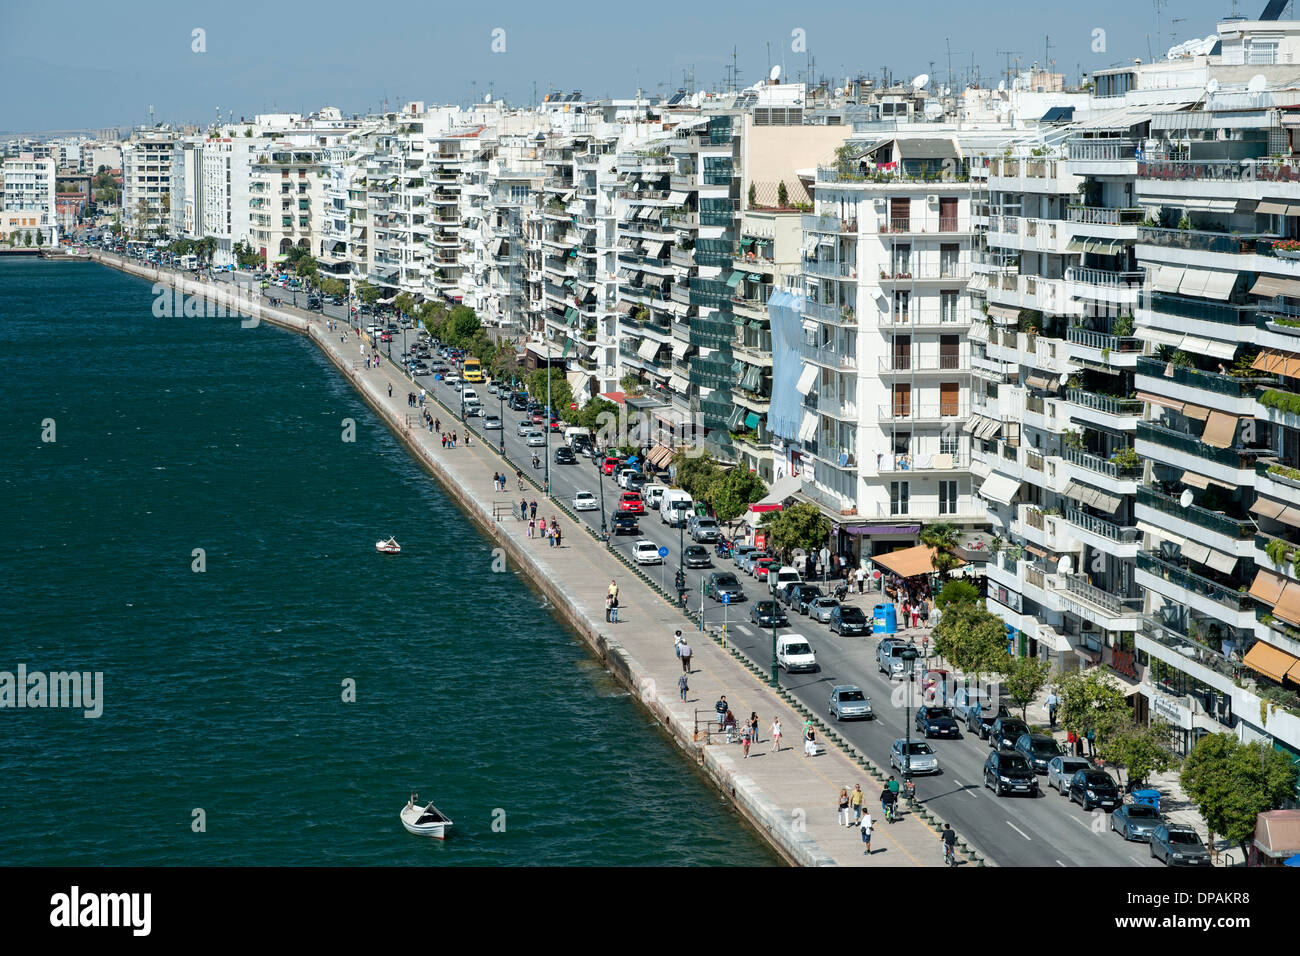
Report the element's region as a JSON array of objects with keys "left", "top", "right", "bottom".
[
  {"left": 442, "top": 305, "right": 482, "bottom": 347},
  {"left": 23, "top": 231, "right": 32, "bottom": 247},
  {"left": 394, "top": 292, "right": 416, "bottom": 317},
  {"left": 747, "top": 183, "right": 757, "bottom": 208},
  {"left": 35, "top": 229, "right": 45, "bottom": 247},
  {"left": 759, "top": 502, "right": 831, "bottom": 561},
  {"left": 356, "top": 281, "right": 382, "bottom": 307},
  {"left": 526, "top": 366, "right": 572, "bottom": 416},
  {"left": 672, "top": 451, "right": 723, "bottom": 500},
  {"left": 932, "top": 601, "right": 1012, "bottom": 682},
  {"left": 1003, "top": 656, "right": 1052, "bottom": 720},
  {"left": 777, "top": 180, "right": 789, "bottom": 207},
  {"left": 134, "top": 199, "right": 150, "bottom": 238},
  {"left": 489, "top": 338, "right": 522, "bottom": 384},
  {"left": 920, "top": 522, "right": 962, "bottom": 579},
  {"left": 1182, "top": 733, "right": 1299, "bottom": 855},
  {"left": 935, "top": 578, "right": 980, "bottom": 609},
  {"left": 708, "top": 468, "right": 767, "bottom": 524},
  {"left": 1100, "top": 720, "right": 1177, "bottom": 789},
  {"left": 1056, "top": 668, "right": 1130, "bottom": 742},
  {"left": 233, "top": 240, "right": 262, "bottom": 269},
  {"left": 319, "top": 277, "right": 346, "bottom": 299}
]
